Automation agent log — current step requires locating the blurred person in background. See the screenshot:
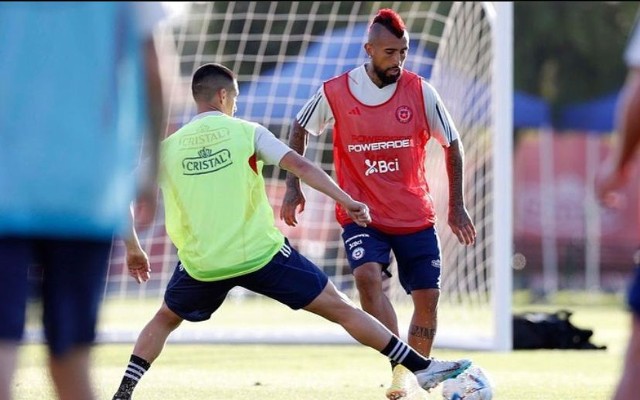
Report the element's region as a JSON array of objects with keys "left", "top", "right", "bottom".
[
  {"left": 0, "top": 3, "right": 165, "bottom": 400},
  {"left": 279, "top": 8, "right": 476, "bottom": 399},
  {"left": 595, "top": 15, "right": 640, "bottom": 400}
]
